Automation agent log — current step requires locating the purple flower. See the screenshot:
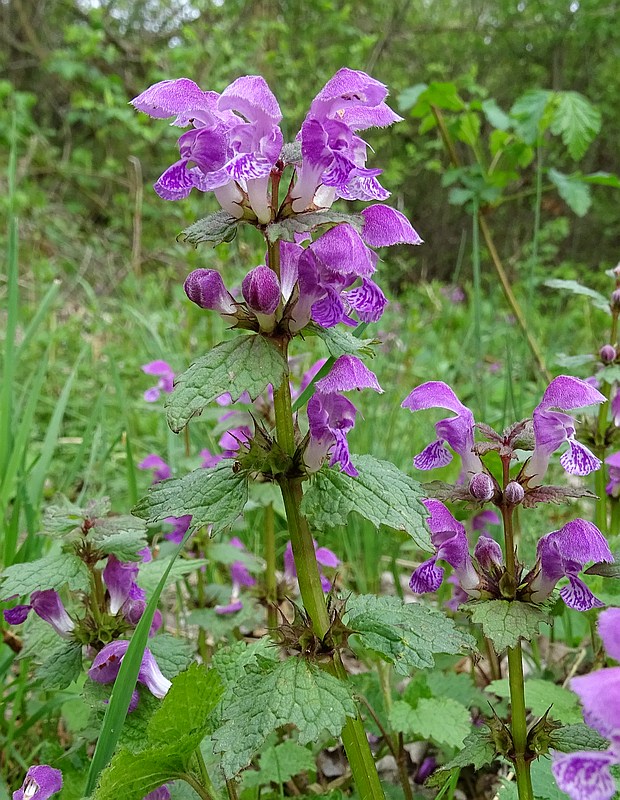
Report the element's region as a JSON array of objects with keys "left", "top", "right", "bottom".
[
  {"left": 551, "top": 608, "right": 620, "bottom": 800},
  {"left": 528, "top": 519, "right": 613, "bottom": 610},
  {"left": 473, "top": 533, "right": 504, "bottom": 572},
  {"left": 284, "top": 540, "right": 339, "bottom": 593},
  {"left": 605, "top": 451, "right": 620, "bottom": 497},
  {"left": 131, "top": 76, "right": 283, "bottom": 223},
  {"left": 103, "top": 556, "right": 140, "bottom": 615},
  {"left": 142, "top": 787, "right": 171, "bottom": 800},
  {"left": 163, "top": 514, "right": 192, "bottom": 543},
  {"left": 471, "top": 510, "right": 501, "bottom": 535},
  {"left": 409, "top": 500, "right": 480, "bottom": 596},
  {"left": 524, "top": 376, "right": 605, "bottom": 484},
  {"left": 360, "top": 205, "right": 422, "bottom": 247},
  {"left": 184, "top": 269, "right": 238, "bottom": 319},
  {"left": 401, "top": 381, "right": 483, "bottom": 477},
  {"left": 290, "top": 69, "right": 401, "bottom": 213},
  {"left": 142, "top": 361, "right": 175, "bottom": 403},
  {"left": 241, "top": 265, "right": 281, "bottom": 330},
  {"left": 611, "top": 390, "right": 620, "bottom": 426},
  {"left": 215, "top": 537, "right": 256, "bottom": 614},
  {"left": 121, "top": 582, "right": 163, "bottom": 636},
  {"left": 138, "top": 454, "right": 172, "bottom": 483},
  {"left": 4, "top": 590, "right": 74, "bottom": 637},
  {"left": 88, "top": 640, "right": 171, "bottom": 700},
  {"left": 12, "top": 765, "right": 62, "bottom": 800},
  {"left": 305, "top": 356, "right": 382, "bottom": 477}
]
